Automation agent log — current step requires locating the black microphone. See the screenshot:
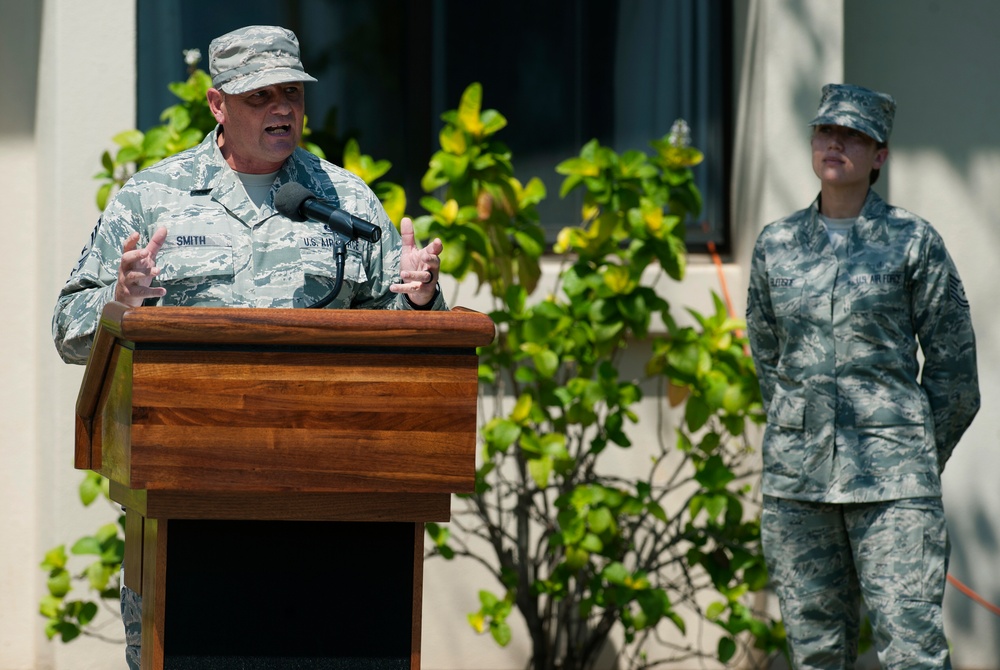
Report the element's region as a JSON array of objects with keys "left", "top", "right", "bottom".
[{"left": 274, "top": 182, "right": 382, "bottom": 243}]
